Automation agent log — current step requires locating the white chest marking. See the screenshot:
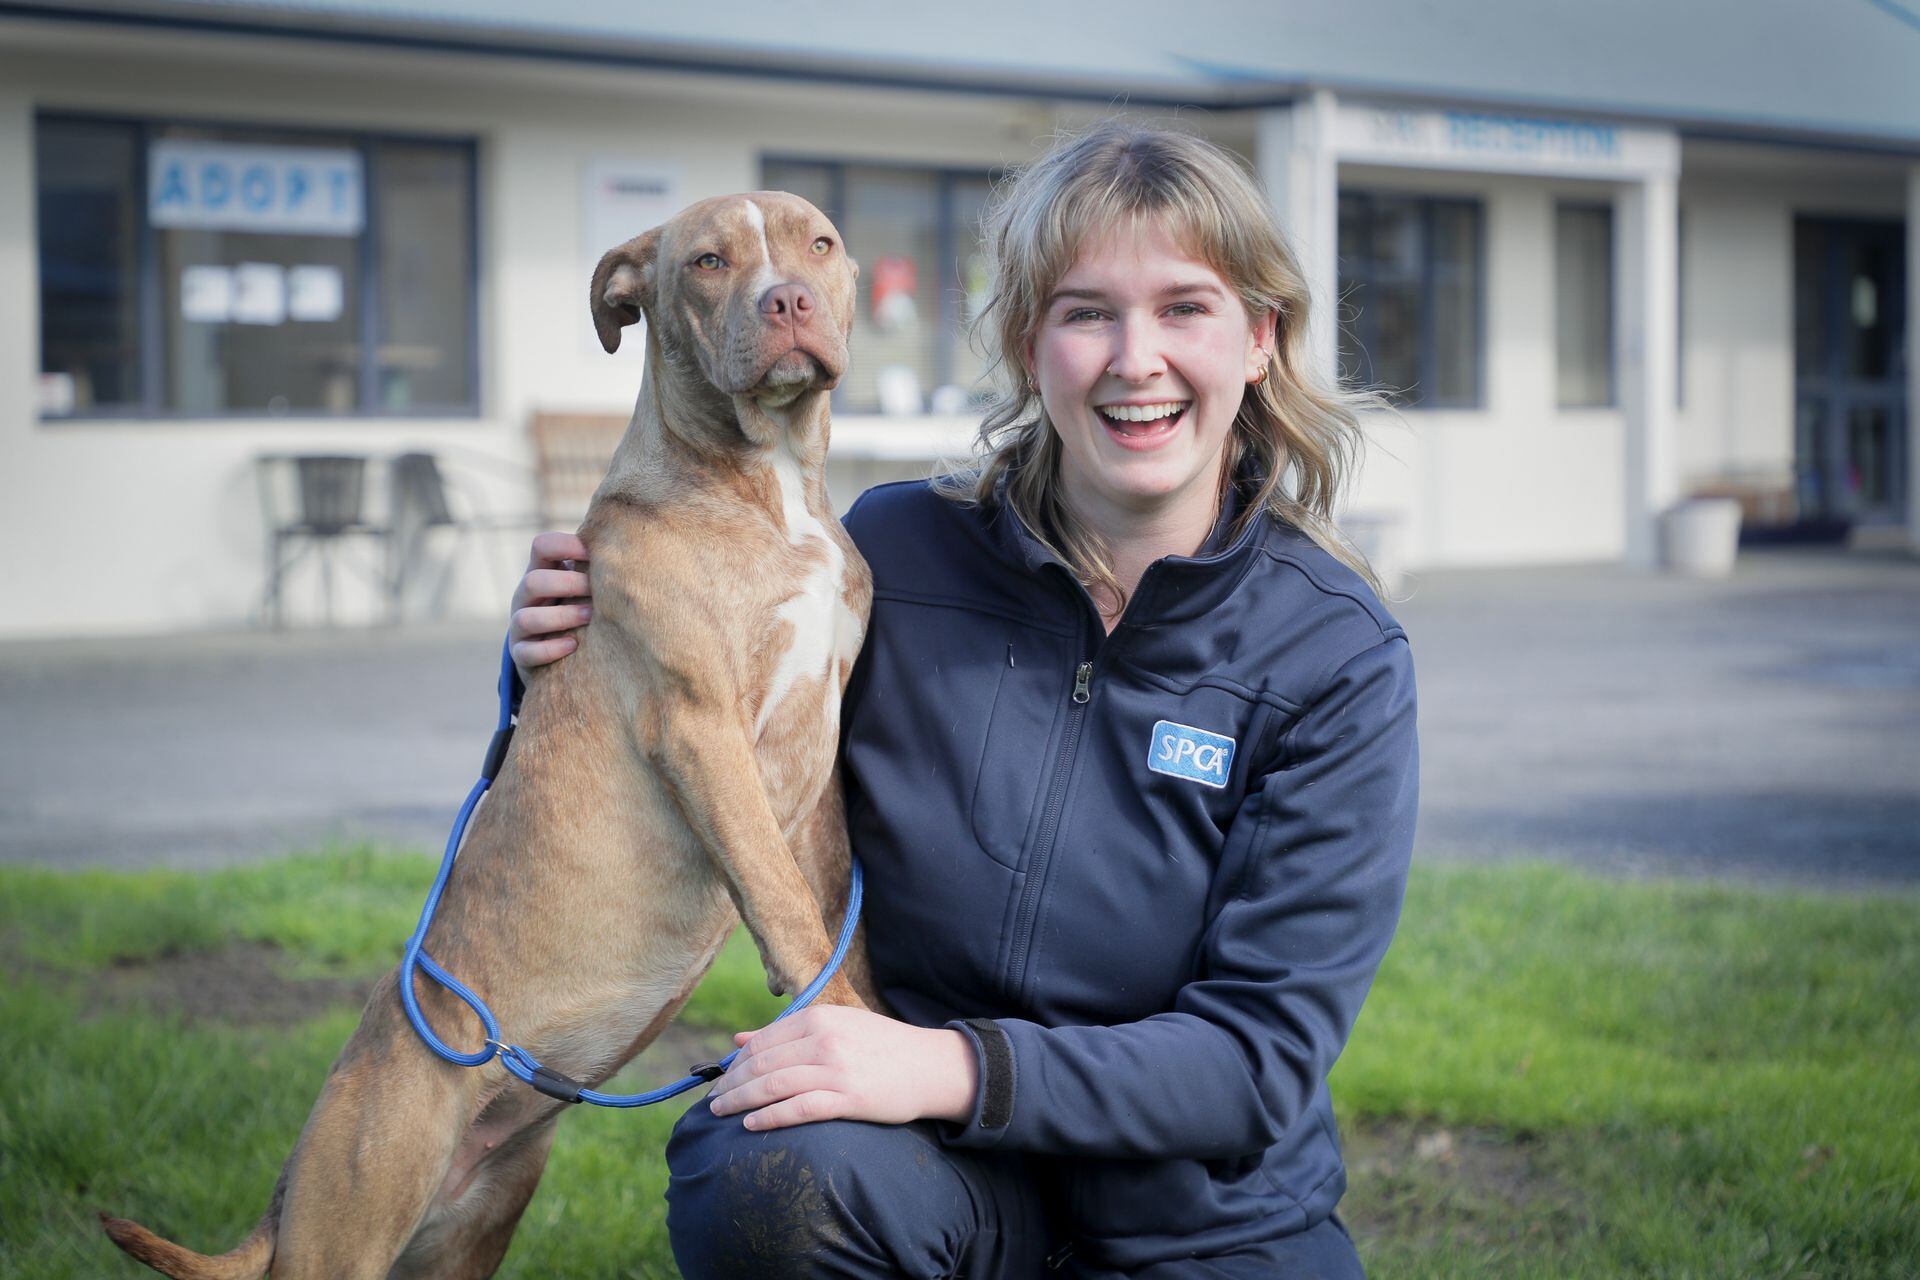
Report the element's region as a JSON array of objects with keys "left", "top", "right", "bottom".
[
  {"left": 741, "top": 199, "right": 781, "bottom": 300},
  {"left": 754, "top": 439, "right": 860, "bottom": 738}
]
